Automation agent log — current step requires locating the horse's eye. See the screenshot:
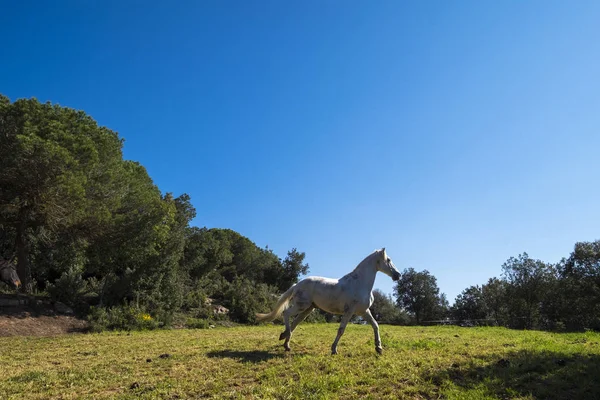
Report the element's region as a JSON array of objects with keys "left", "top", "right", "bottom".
[{"left": 386, "top": 258, "right": 391, "bottom": 263}]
